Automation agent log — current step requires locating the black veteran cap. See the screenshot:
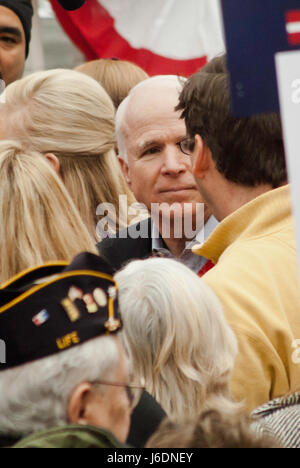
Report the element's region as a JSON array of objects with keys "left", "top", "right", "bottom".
[
  {"left": 0, "top": 252, "right": 122, "bottom": 371},
  {"left": 0, "top": 0, "right": 34, "bottom": 57}
]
